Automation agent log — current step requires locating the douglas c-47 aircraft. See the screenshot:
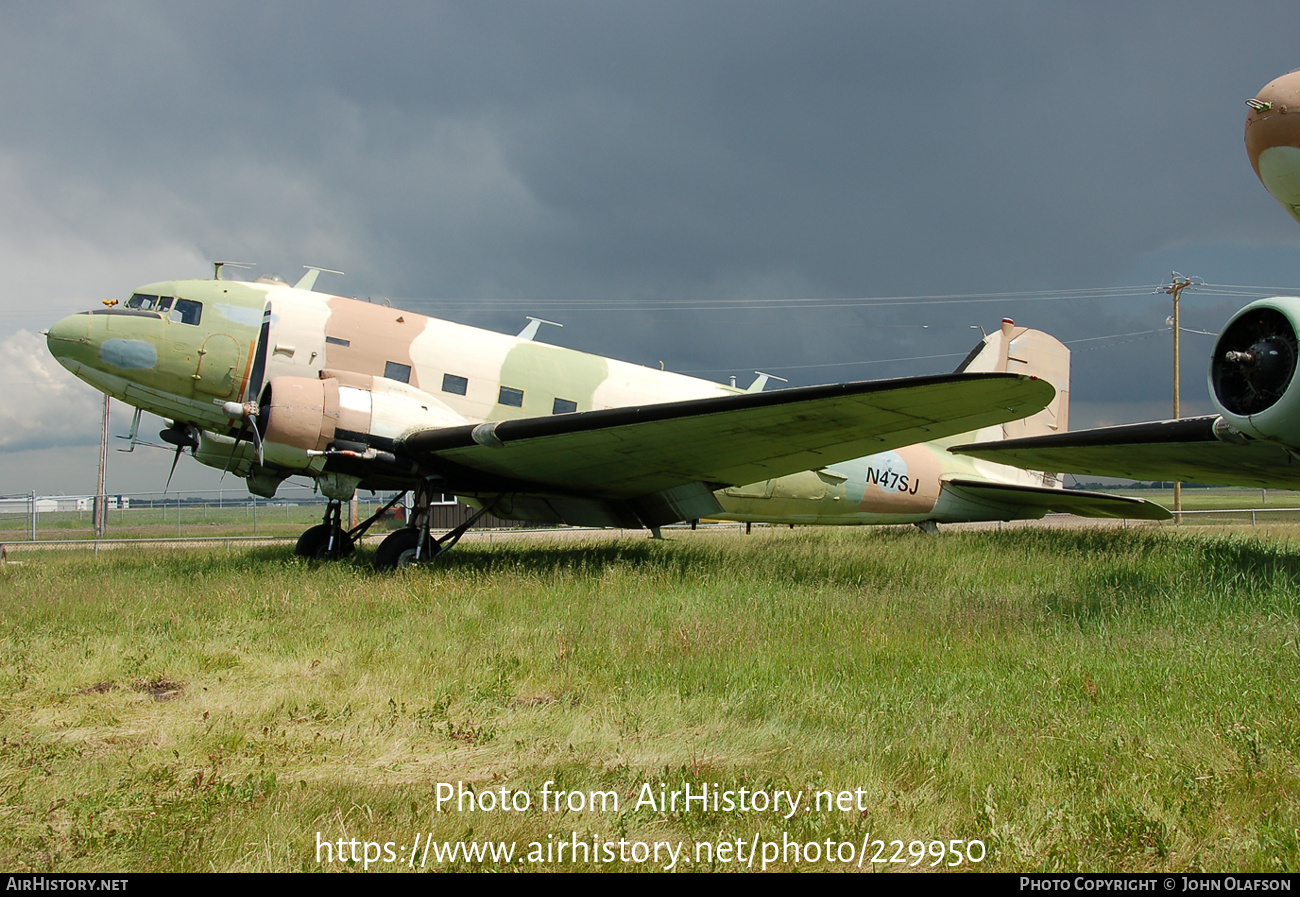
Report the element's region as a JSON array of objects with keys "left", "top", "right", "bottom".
[{"left": 46, "top": 267, "right": 1062, "bottom": 567}]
